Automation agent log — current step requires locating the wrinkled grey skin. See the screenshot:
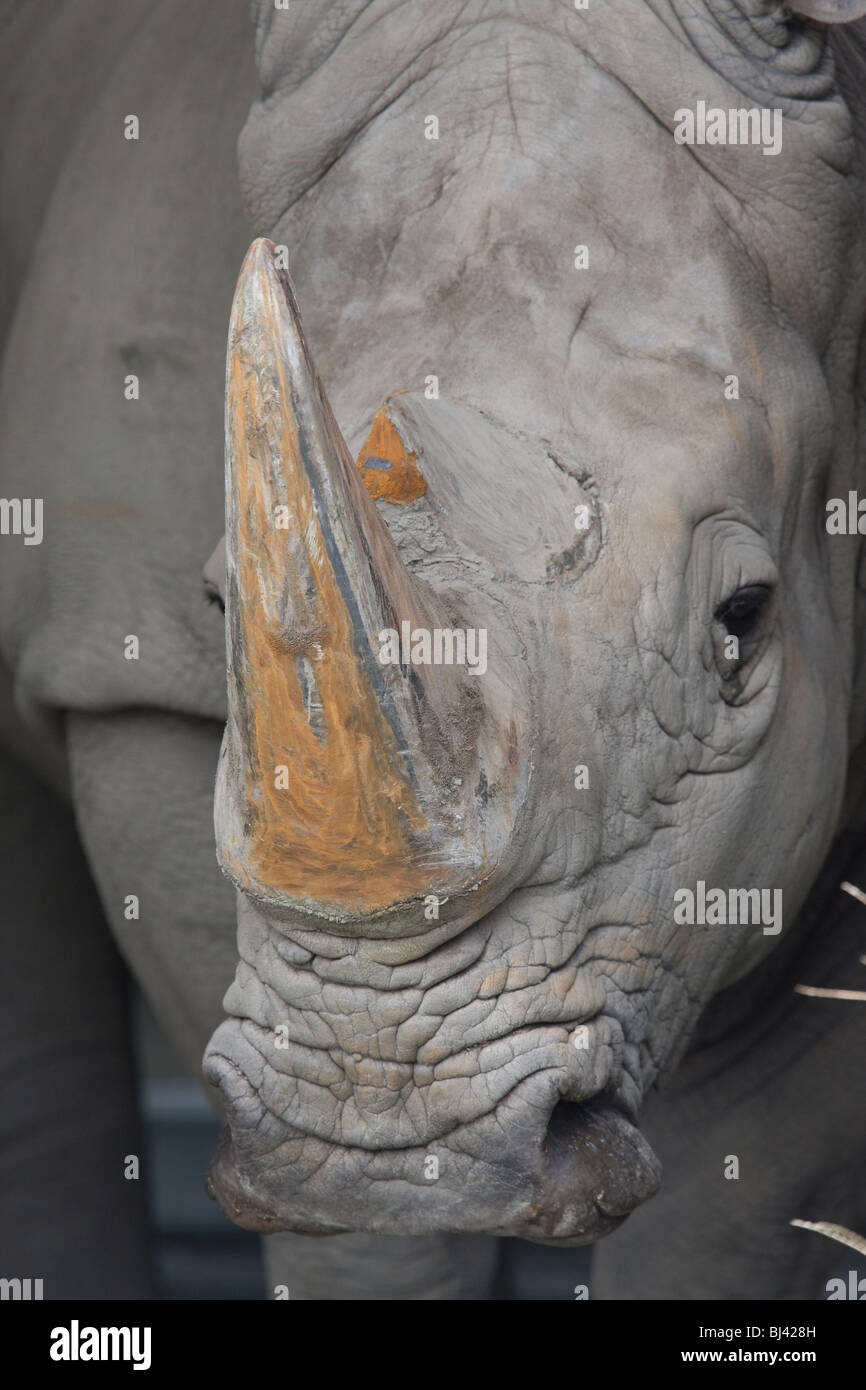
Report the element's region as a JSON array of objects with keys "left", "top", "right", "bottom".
[
  {"left": 2, "top": 0, "right": 866, "bottom": 1298},
  {"left": 203, "top": 0, "right": 866, "bottom": 1287}
]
